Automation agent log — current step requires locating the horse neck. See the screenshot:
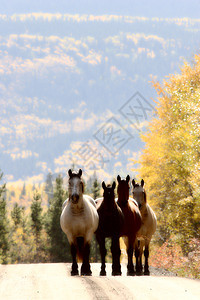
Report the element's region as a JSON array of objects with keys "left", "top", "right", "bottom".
[
  {"left": 140, "top": 190, "right": 148, "bottom": 215},
  {"left": 140, "top": 201, "right": 148, "bottom": 216}
]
